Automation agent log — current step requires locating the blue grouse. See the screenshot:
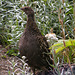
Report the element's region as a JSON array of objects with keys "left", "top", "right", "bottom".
[{"left": 19, "top": 6, "right": 53, "bottom": 74}]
